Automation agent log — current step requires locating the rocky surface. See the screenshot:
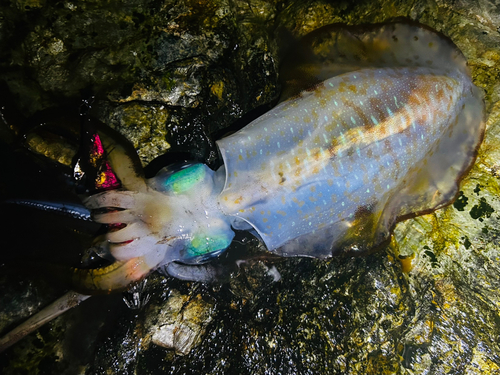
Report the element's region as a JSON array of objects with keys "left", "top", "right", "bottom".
[{"left": 1, "top": 0, "right": 500, "bottom": 374}]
